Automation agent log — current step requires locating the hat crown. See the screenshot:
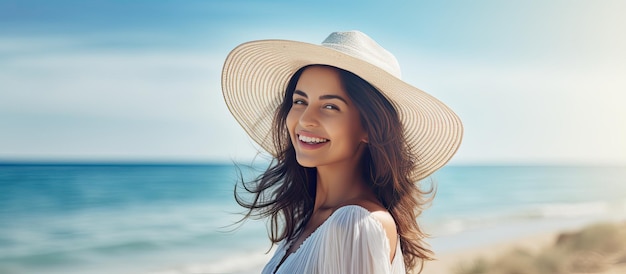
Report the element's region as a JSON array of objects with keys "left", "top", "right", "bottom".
[{"left": 321, "top": 31, "right": 402, "bottom": 78}]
